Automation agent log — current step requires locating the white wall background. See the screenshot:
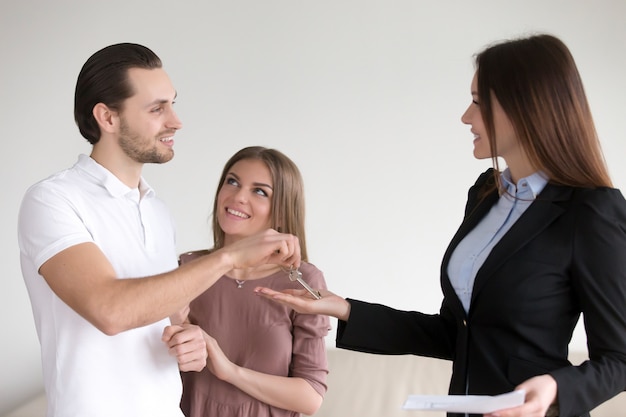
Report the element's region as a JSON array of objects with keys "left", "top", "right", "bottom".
[{"left": 1, "top": 0, "right": 625, "bottom": 413}]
